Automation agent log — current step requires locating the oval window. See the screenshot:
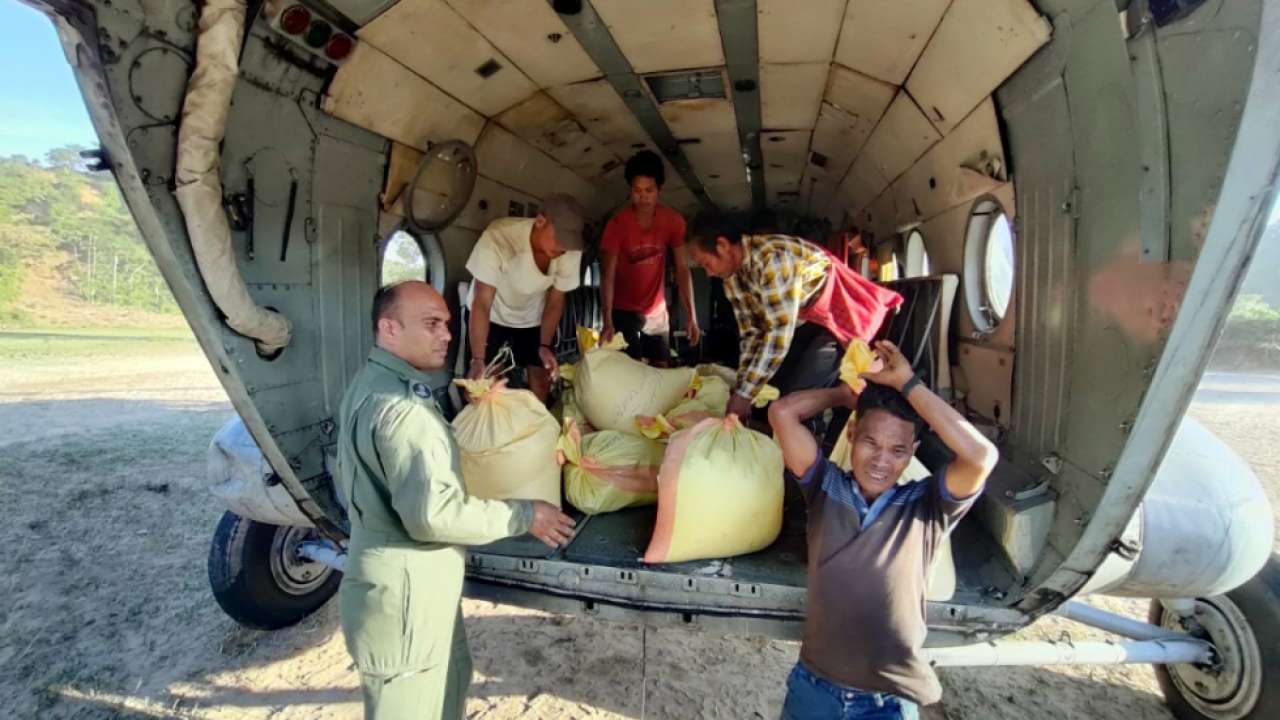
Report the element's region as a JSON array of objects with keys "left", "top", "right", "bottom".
[
  {"left": 963, "top": 198, "right": 1015, "bottom": 332},
  {"left": 904, "top": 230, "right": 931, "bottom": 278},
  {"left": 380, "top": 230, "right": 427, "bottom": 286},
  {"left": 984, "top": 213, "right": 1015, "bottom": 320}
]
